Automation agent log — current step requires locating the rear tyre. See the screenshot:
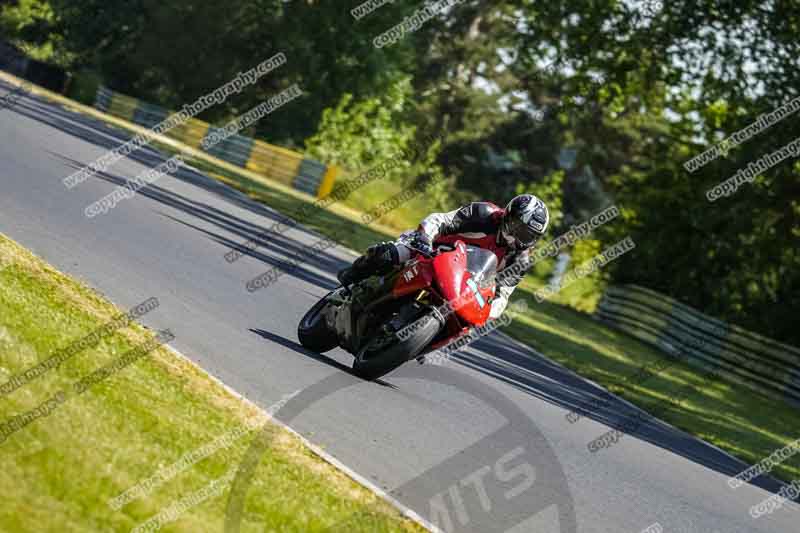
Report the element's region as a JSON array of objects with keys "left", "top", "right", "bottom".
[
  {"left": 298, "top": 292, "right": 339, "bottom": 353},
  {"left": 352, "top": 312, "right": 442, "bottom": 380}
]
